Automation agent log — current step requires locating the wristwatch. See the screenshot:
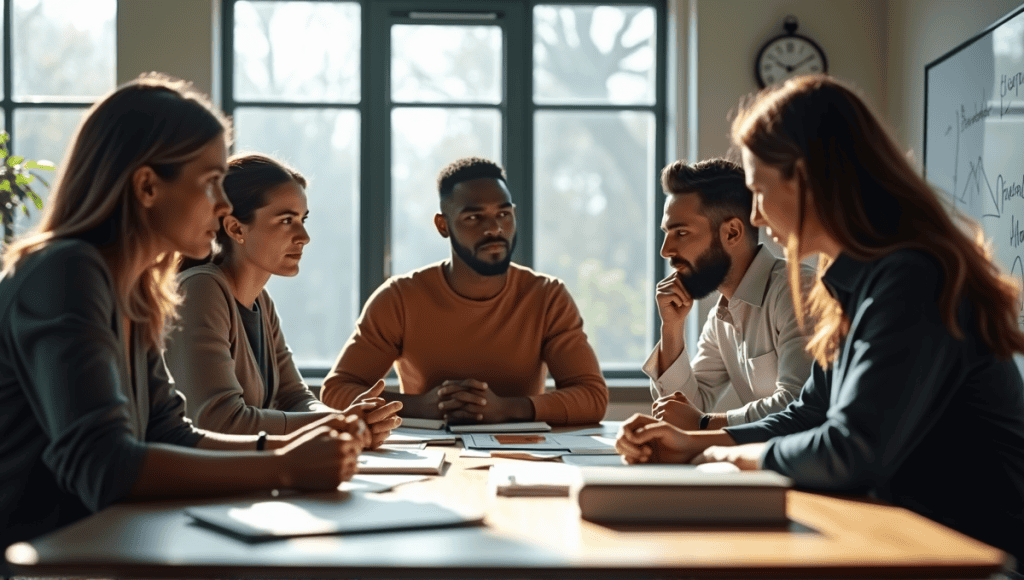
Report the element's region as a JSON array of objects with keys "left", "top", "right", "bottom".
[
  {"left": 256, "top": 431, "right": 268, "bottom": 451},
  {"left": 698, "top": 414, "right": 711, "bottom": 430}
]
